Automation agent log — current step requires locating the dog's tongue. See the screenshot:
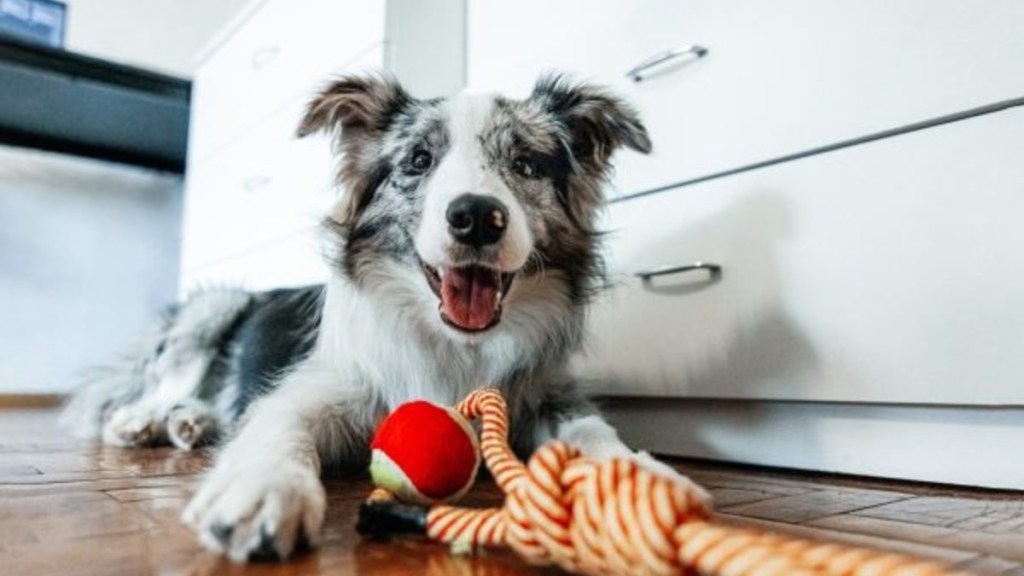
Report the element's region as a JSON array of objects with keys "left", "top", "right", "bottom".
[{"left": 440, "top": 266, "right": 500, "bottom": 331}]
